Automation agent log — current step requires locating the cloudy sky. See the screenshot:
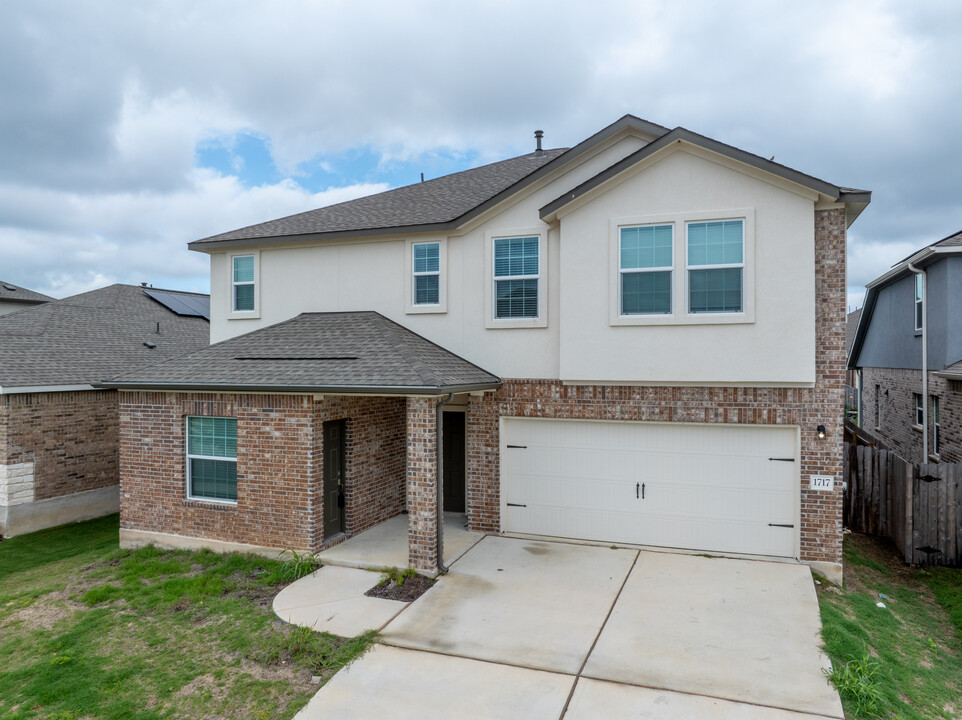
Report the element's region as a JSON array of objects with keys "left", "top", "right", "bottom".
[{"left": 1, "top": 1, "right": 959, "bottom": 308}]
